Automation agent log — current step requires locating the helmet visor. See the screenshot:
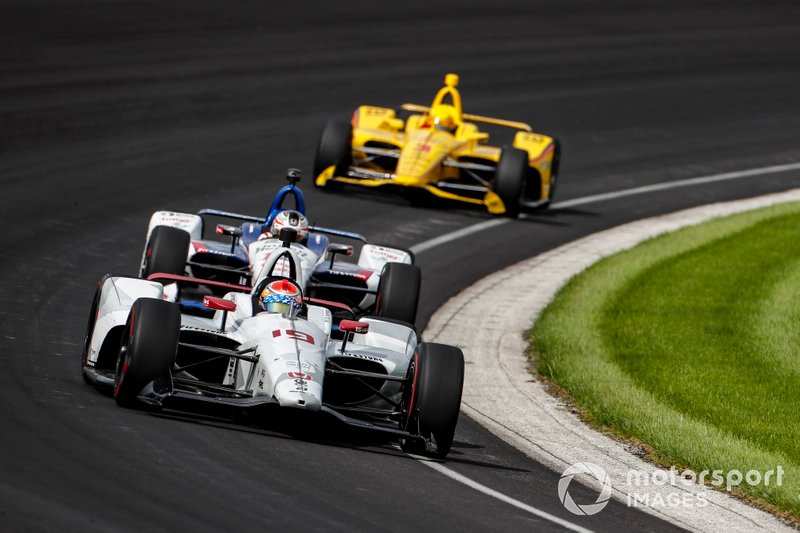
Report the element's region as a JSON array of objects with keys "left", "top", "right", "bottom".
[{"left": 265, "top": 301, "right": 292, "bottom": 315}]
